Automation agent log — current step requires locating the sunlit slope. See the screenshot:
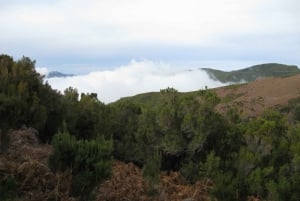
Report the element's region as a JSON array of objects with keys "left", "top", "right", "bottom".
[
  {"left": 202, "top": 63, "right": 300, "bottom": 83},
  {"left": 116, "top": 72, "right": 300, "bottom": 117}
]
